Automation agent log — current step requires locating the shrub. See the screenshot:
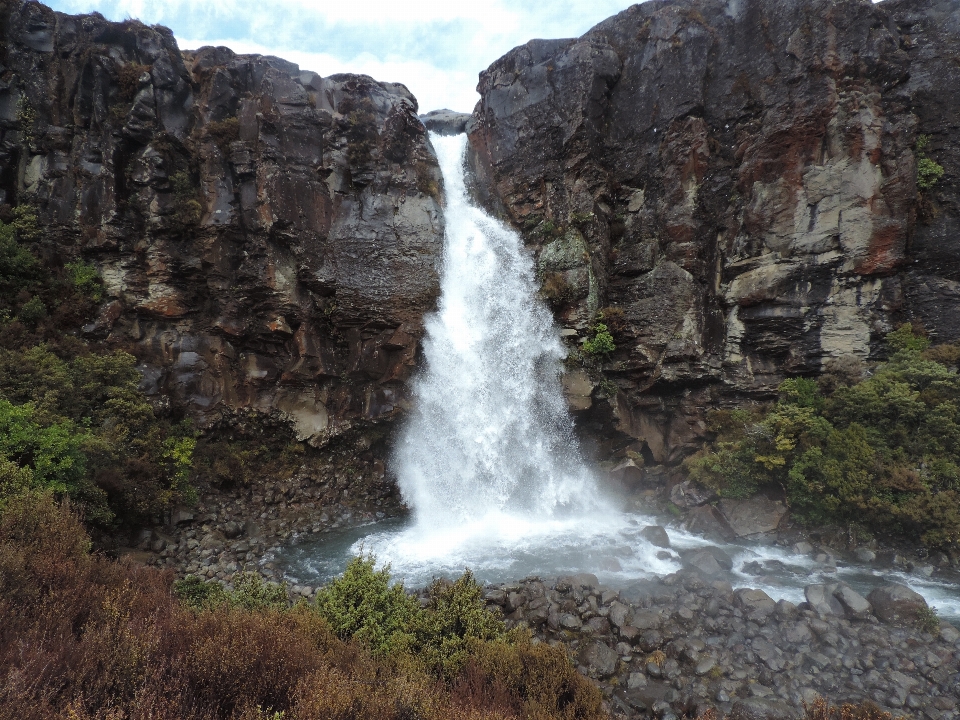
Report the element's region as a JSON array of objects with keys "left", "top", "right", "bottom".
[
  {"left": 916, "top": 135, "right": 945, "bottom": 191},
  {"left": 1, "top": 497, "right": 605, "bottom": 720},
  {"left": 207, "top": 117, "right": 240, "bottom": 149},
  {"left": 65, "top": 260, "right": 103, "bottom": 302},
  {"left": 313, "top": 554, "right": 418, "bottom": 656},
  {"left": 413, "top": 570, "right": 507, "bottom": 678},
  {"left": 16, "top": 295, "right": 46, "bottom": 327},
  {"left": 116, "top": 62, "right": 151, "bottom": 102},
  {"left": 685, "top": 324, "right": 960, "bottom": 548},
  {"left": 582, "top": 323, "right": 616, "bottom": 357}
]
